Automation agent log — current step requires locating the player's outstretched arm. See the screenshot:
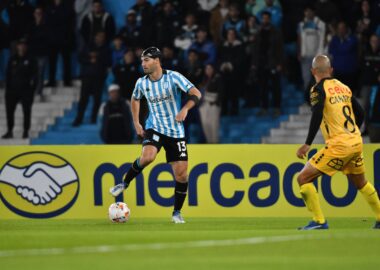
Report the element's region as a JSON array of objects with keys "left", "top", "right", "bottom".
[
  {"left": 175, "top": 87, "right": 202, "bottom": 122},
  {"left": 131, "top": 98, "right": 144, "bottom": 137}
]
